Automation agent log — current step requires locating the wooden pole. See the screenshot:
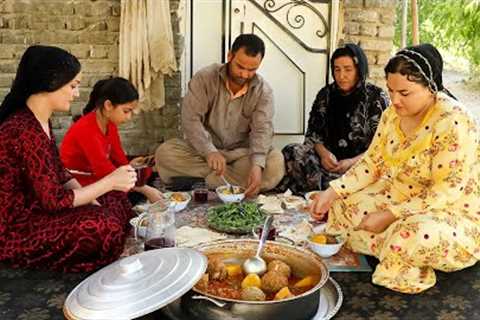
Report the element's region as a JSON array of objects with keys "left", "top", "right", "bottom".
[
  {"left": 401, "top": 0, "right": 408, "bottom": 48},
  {"left": 411, "top": 0, "right": 419, "bottom": 45}
]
